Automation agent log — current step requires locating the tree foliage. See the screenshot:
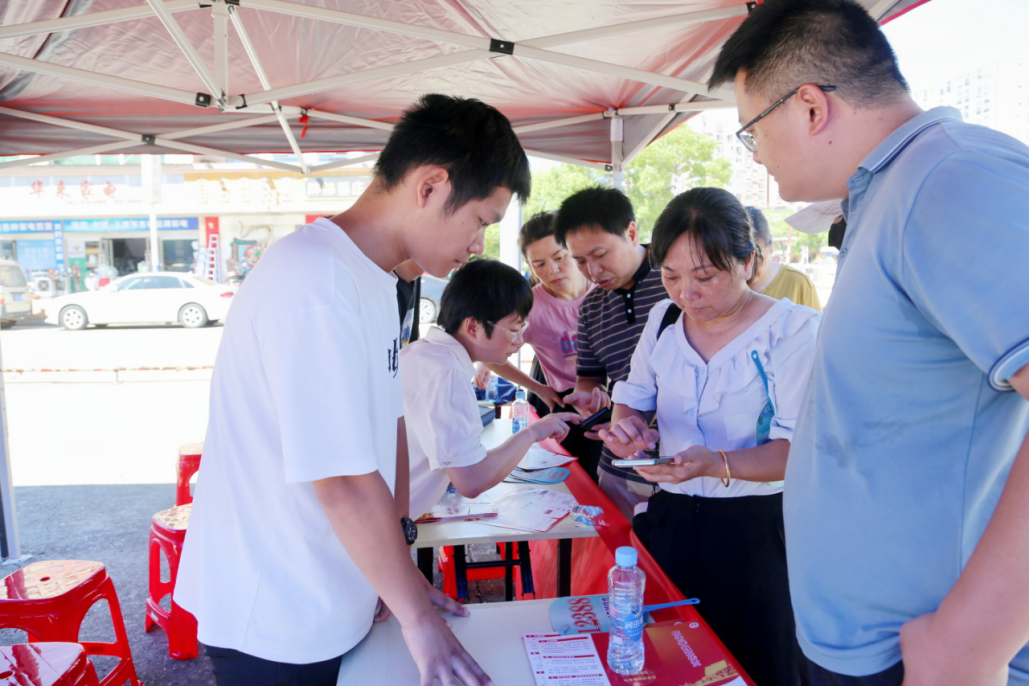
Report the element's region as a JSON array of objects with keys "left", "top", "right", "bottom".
[{"left": 523, "top": 123, "right": 732, "bottom": 242}]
